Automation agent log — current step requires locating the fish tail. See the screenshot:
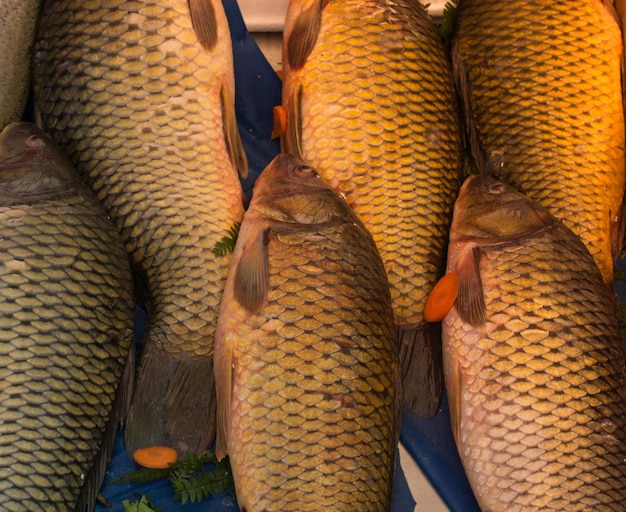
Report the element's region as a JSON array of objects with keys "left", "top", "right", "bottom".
[
  {"left": 398, "top": 323, "right": 444, "bottom": 418},
  {"left": 124, "top": 336, "right": 216, "bottom": 456}
]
